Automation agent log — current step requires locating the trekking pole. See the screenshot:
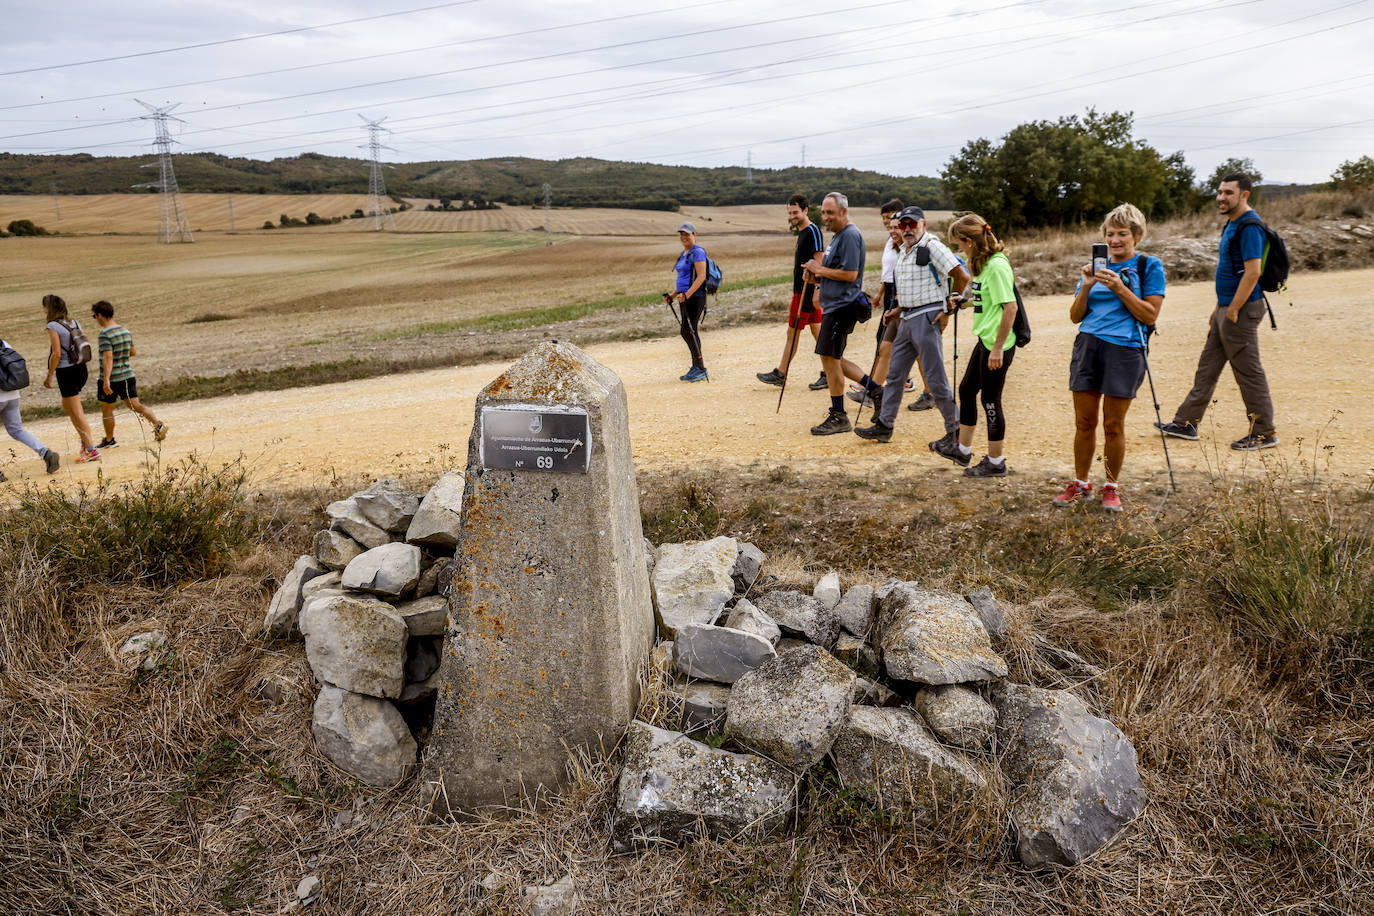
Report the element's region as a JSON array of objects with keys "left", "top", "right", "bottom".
[
  {"left": 1139, "top": 324, "right": 1177, "bottom": 494},
  {"left": 776, "top": 280, "right": 814, "bottom": 414},
  {"left": 855, "top": 313, "right": 883, "bottom": 427}
]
